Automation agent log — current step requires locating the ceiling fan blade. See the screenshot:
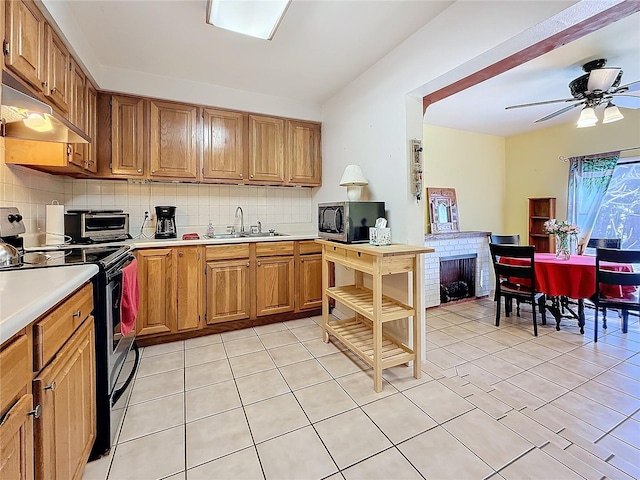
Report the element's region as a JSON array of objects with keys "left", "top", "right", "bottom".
[
  {"left": 587, "top": 67, "right": 621, "bottom": 92},
  {"left": 534, "top": 102, "right": 585, "bottom": 123},
  {"left": 617, "top": 79, "right": 640, "bottom": 93},
  {"left": 505, "top": 98, "right": 577, "bottom": 110},
  {"left": 610, "top": 94, "right": 640, "bottom": 109}
]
